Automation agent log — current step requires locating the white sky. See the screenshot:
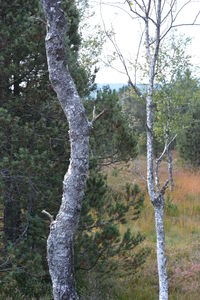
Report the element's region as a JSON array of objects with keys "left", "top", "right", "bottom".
[{"left": 86, "top": 0, "right": 200, "bottom": 84}]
